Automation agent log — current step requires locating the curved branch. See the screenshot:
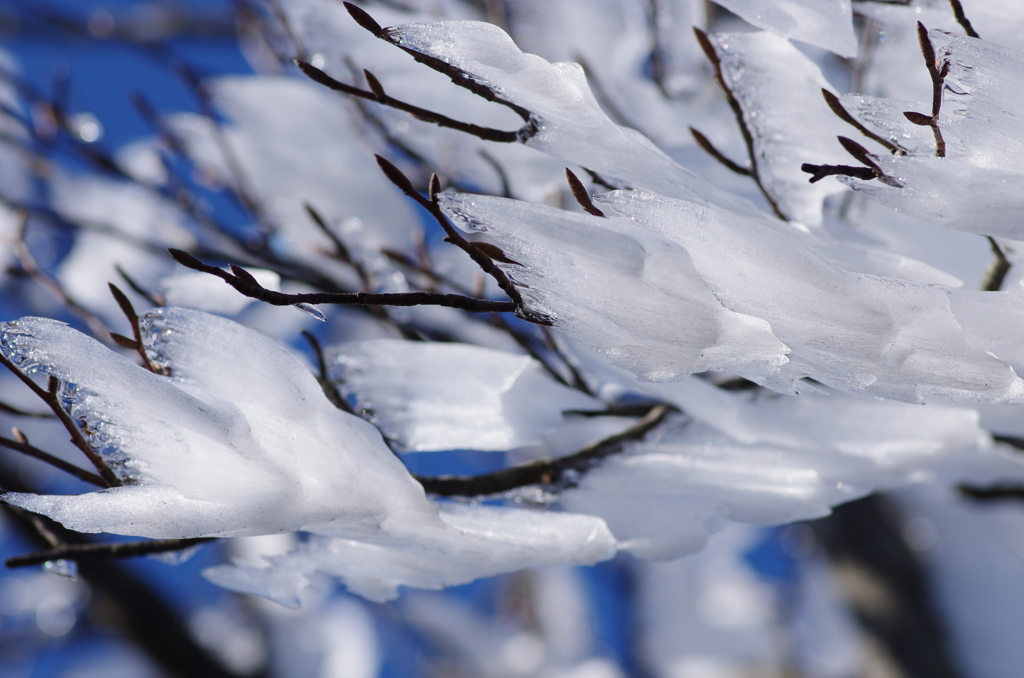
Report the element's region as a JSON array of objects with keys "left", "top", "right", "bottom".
[
  {"left": 168, "top": 249, "right": 517, "bottom": 315},
  {"left": 415, "top": 404, "right": 672, "bottom": 496}
]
